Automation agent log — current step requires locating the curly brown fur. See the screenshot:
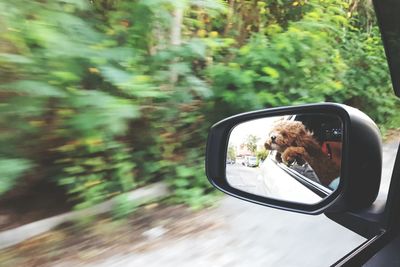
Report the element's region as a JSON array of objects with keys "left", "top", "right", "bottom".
[{"left": 264, "top": 120, "right": 340, "bottom": 186}]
